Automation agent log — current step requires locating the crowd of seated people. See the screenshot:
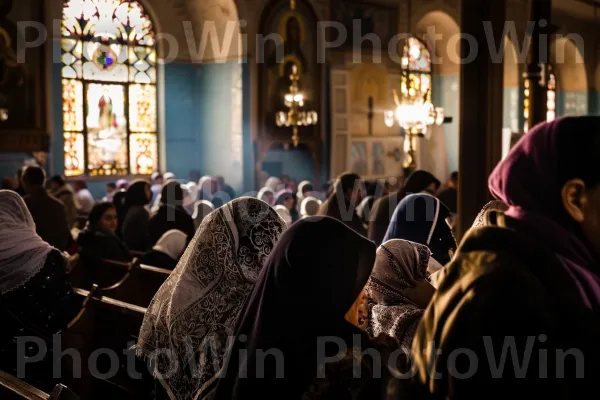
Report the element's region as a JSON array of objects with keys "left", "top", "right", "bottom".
[{"left": 2, "top": 117, "right": 600, "bottom": 399}]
